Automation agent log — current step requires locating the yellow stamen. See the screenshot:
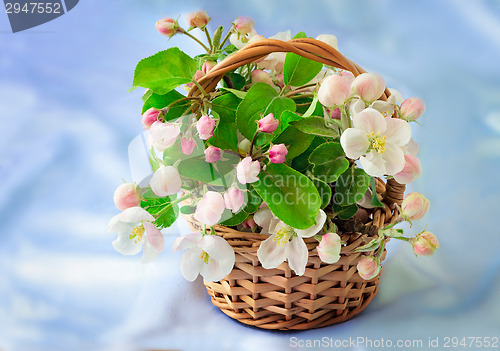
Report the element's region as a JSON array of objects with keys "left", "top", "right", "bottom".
[
  {"left": 273, "top": 226, "right": 296, "bottom": 246},
  {"left": 366, "top": 132, "right": 387, "bottom": 154},
  {"left": 130, "top": 225, "right": 145, "bottom": 243},
  {"left": 199, "top": 251, "right": 211, "bottom": 264}
]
